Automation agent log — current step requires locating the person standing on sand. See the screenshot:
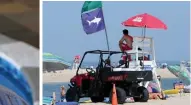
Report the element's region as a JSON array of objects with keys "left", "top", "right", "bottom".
[
  {"left": 72, "top": 55, "right": 80, "bottom": 69},
  {"left": 60, "top": 86, "right": 66, "bottom": 102}
]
